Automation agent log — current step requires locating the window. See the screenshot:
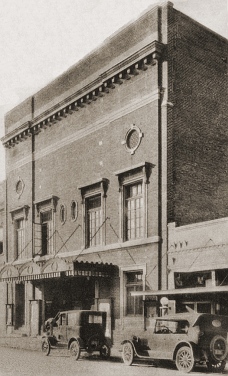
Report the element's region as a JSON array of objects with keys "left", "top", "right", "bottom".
[
  {"left": 10, "top": 205, "right": 29, "bottom": 260},
  {"left": 34, "top": 196, "right": 58, "bottom": 256},
  {"left": 125, "top": 271, "right": 143, "bottom": 315},
  {"left": 0, "top": 226, "right": 3, "bottom": 255},
  {"left": 86, "top": 195, "right": 102, "bottom": 247},
  {"left": 60, "top": 204, "right": 66, "bottom": 224},
  {"left": 125, "top": 182, "right": 143, "bottom": 240},
  {"left": 71, "top": 201, "right": 78, "bottom": 221},
  {"left": 115, "top": 162, "right": 153, "bottom": 242},
  {"left": 16, "top": 219, "right": 25, "bottom": 259},
  {"left": 41, "top": 211, "right": 52, "bottom": 256},
  {"left": 124, "top": 124, "right": 143, "bottom": 155},
  {"left": 78, "top": 178, "right": 109, "bottom": 249}
]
